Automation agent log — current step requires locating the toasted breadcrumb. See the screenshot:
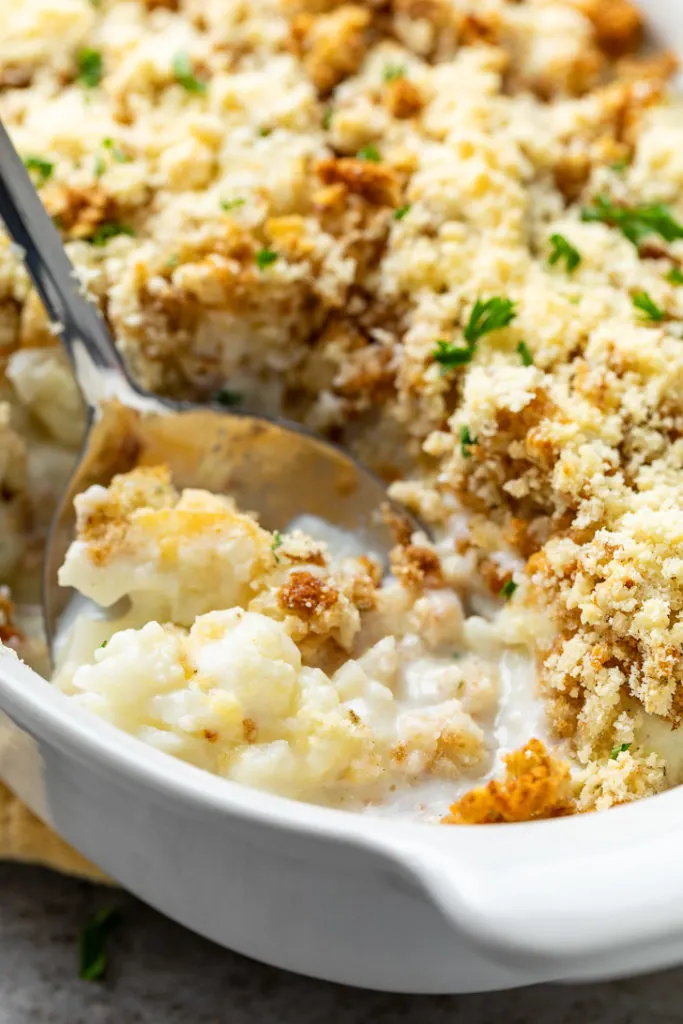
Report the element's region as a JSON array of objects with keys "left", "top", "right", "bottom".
[{"left": 443, "top": 740, "right": 575, "bottom": 824}]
